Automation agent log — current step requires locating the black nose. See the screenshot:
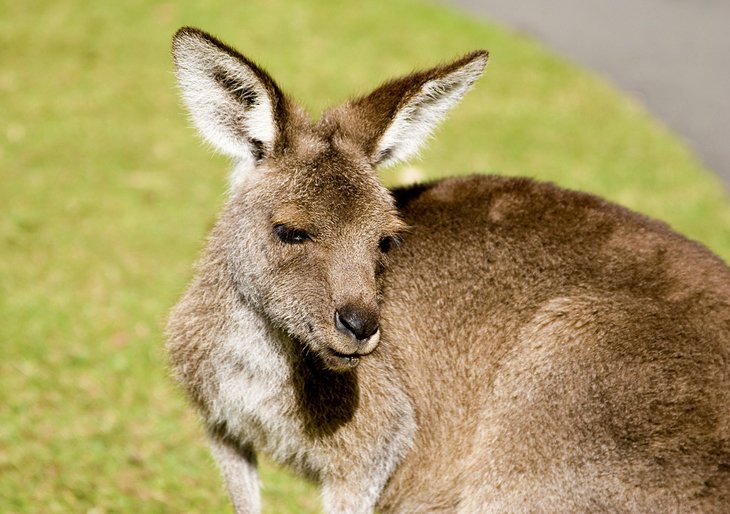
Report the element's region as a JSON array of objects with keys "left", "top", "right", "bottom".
[{"left": 335, "top": 305, "right": 379, "bottom": 341}]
